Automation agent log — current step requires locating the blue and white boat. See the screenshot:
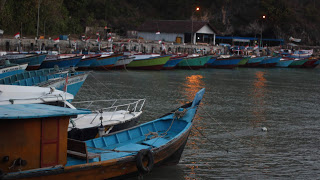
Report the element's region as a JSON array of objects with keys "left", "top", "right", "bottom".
[
  {"left": 209, "top": 55, "right": 242, "bottom": 69},
  {"left": 0, "top": 88, "right": 205, "bottom": 180},
  {"left": 0, "top": 54, "right": 47, "bottom": 70},
  {"left": 259, "top": 56, "right": 281, "bottom": 67},
  {"left": 0, "top": 68, "right": 88, "bottom": 97},
  {"left": 246, "top": 56, "right": 266, "bottom": 67},
  {"left": 40, "top": 56, "right": 82, "bottom": 69},
  {"left": 76, "top": 55, "right": 100, "bottom": 70},
  {"left": 0, "top": 61, "right": 28, "bottom": 79},
  {"left": 90, "top": 54, "right": 123, "bottom": 70},
  {"left": 276, "top": 58, "right": 294, "bottom": 68}
]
